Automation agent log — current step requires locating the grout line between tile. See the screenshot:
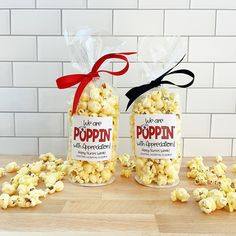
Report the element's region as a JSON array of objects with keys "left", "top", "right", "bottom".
[
  {"left": 36, "top": 36, "right": 38, "bottom": 61},
  {"left": 9, "top": 9, "right": 11, "bottom": 34},
  {"left": 3, "top": 34, "right": 236, "bottom": 37},
  {"left": 1, "top": 8, "right": 236, "bottom": 10},
  {"left": 112, "top": 9, "right": 114, "bottom": 35},
  {"left": 209, "top": 114, "right": 212, "bottom": 138},
  {"left": 187, "top": 37, "right": 190, "bottom": 62},
  {"left": 37, "top": 137, "right": 39, "bottom": 155},
  {"left": 231, "top": 139, "right": 234, "bottom": 156},
  {"left": 36, "top": 88, "right": 39, "bottom": 112},
  {"left": 11, "top": 61, "right": 14, "bottom": 86},
  {"left": 62, "top": 112, "right": 65, "bottom": 136},
  {"left": 185, "top": 88, "right": 188, "bottom": 112},
  {"left": 214, "top": 10, "right": 217, "bottom": 35},
  {"left": 13, "top": 112, "right": 16, "bottom": 136},
  {"left": 163, "top": 10, "right": 165, "bottom": 35},
  {"left": 212, "top": 63, "right": 215, "bottom": 87}
]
